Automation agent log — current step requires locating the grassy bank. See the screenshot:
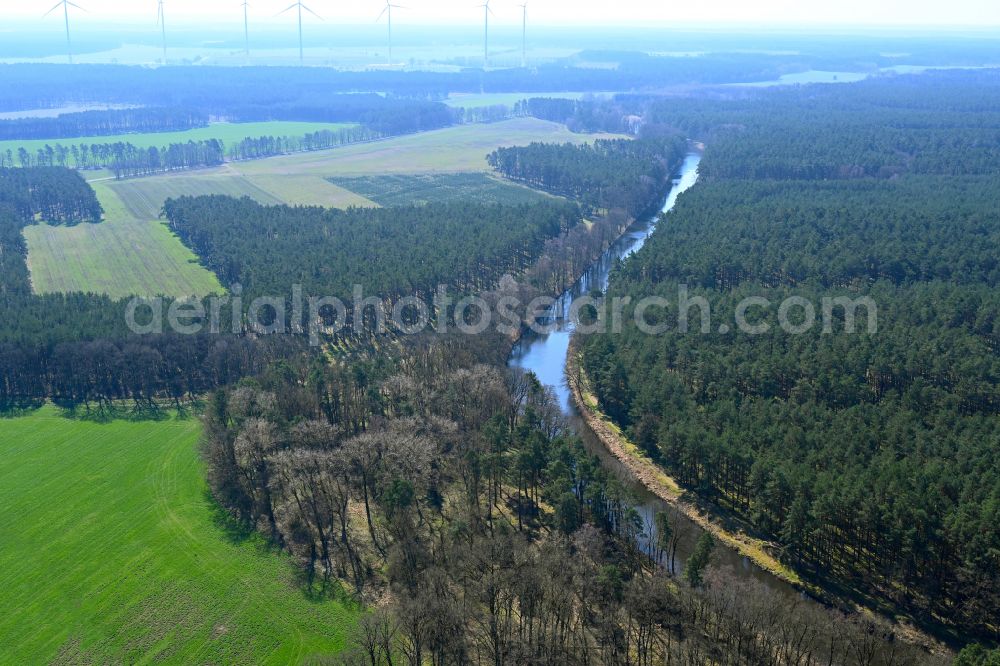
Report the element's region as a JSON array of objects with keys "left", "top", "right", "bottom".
[
  {"left": 566, "top": 347, "right": 952, "bottom": 652},
  {"left": 566, "top": 346, "right": 805, "bottom": 587}
]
